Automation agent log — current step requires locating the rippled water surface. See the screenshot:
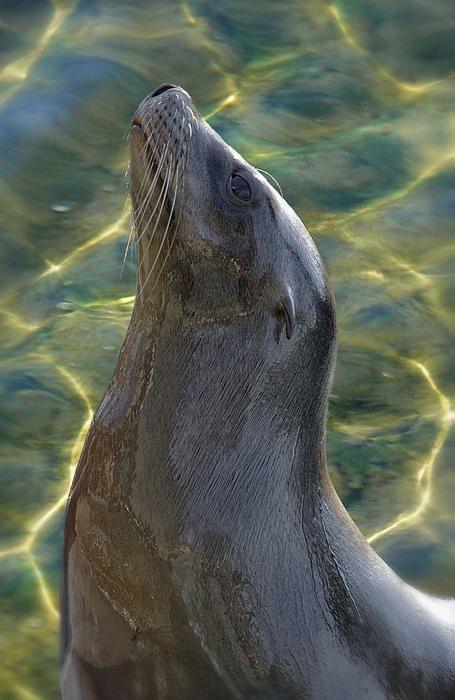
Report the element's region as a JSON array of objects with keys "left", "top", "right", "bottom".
[{"left": 0, "top": 0, "right": 454, "bottom": 696}]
